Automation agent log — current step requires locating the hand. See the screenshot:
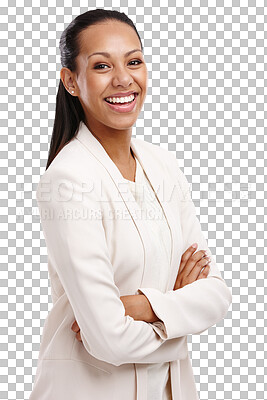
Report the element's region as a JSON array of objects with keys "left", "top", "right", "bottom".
[
  {"left": 71, "top": 294, "right": 158, "bottom": 341},
  {"left": 173, "top": 244, "right": 211, "bottom": 290},
  {"left": 71, "top": 320, "right": 82, "bottom": 342},
  {"left": 70, "top": 296, "right": 139, "bottom": 342},
  {"left": 120, "top": 294, "right": 159, "bottom": 323}
]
